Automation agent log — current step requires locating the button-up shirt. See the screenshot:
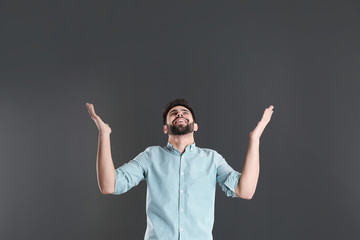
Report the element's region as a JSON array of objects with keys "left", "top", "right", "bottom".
[{"left": 112, "top": 142, "right": 241, "bottom": 240}]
